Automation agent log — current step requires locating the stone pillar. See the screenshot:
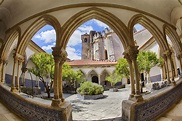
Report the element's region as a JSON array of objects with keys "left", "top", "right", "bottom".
[
  {"left": 177, "top": 54, "right": 182, "bottom": 76},
  {"left": 11, "top": 57, "right": 18, "bottom": 92},
  {"left": 167, "top": 51, "right": 176, "bottom": 85},
  {"left": 16, "top": 60, "right": 22, "bottom": 91},
  {"left": 163, "top": 54, "right": 171, "bottom": 83},
  {"left": 59, "top": 49, "right": 67, "bottom": 102},
  {"left": 128, "top": 46, "right": 143, "bottom": 102},
  {"left": 1, "top": 60, "right": 7, "bottom": 83},
  {"left": 51, "top": 56, "right": 61, "bottom": 106},
  {"left": 124, "top": 52, "right": 135, "bottom": 99}
]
